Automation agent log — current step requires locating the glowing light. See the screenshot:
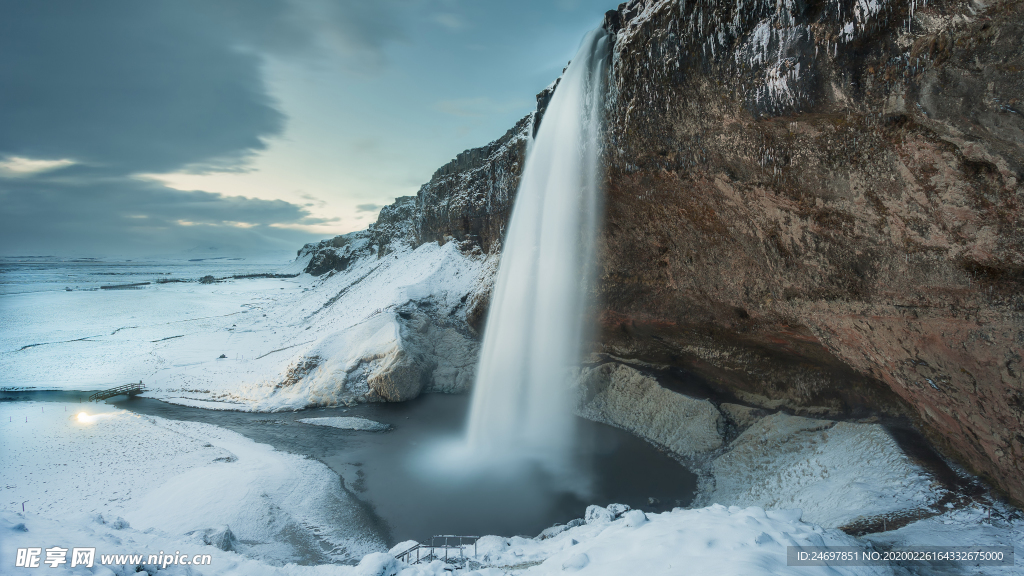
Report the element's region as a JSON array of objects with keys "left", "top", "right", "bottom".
[{"left": 77, "top": 412, "right": 93, "bottom": 423}]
